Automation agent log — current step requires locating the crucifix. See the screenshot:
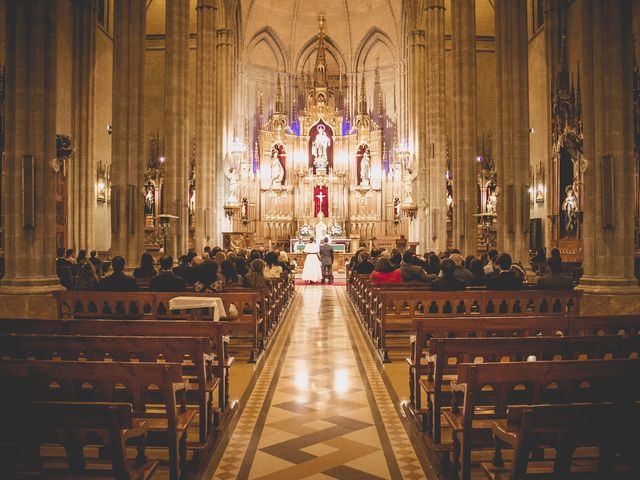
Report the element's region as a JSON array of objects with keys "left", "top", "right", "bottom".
[{"left": 316, "top": 190, "right": 326, "bottom": 209}]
